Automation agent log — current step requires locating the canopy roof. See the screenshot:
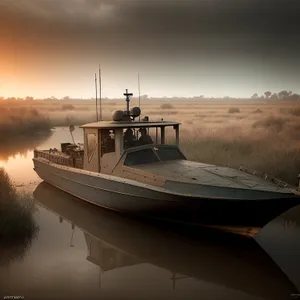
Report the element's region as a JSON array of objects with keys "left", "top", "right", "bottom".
[{"left": 80, "top": 120, "right": 181, "bottom": 129}]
